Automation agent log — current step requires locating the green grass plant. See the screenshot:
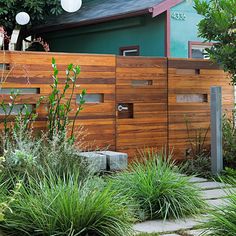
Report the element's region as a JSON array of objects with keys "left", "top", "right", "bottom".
[
  {"left": 110, "top": 149, "right": 206, "bottom": 221},
  {"left": 201, "top": 189, "right": 236, "bottom": 235},
  {"left": 0, "top": 174, "right": 134, "bottom": 236}
]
